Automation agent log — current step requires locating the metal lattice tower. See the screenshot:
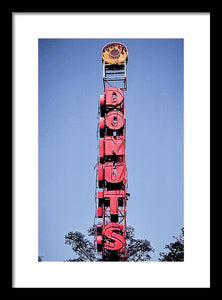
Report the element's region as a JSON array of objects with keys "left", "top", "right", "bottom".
[{"left": 95, "top": 42, "right": 129, "bottom": 261}]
